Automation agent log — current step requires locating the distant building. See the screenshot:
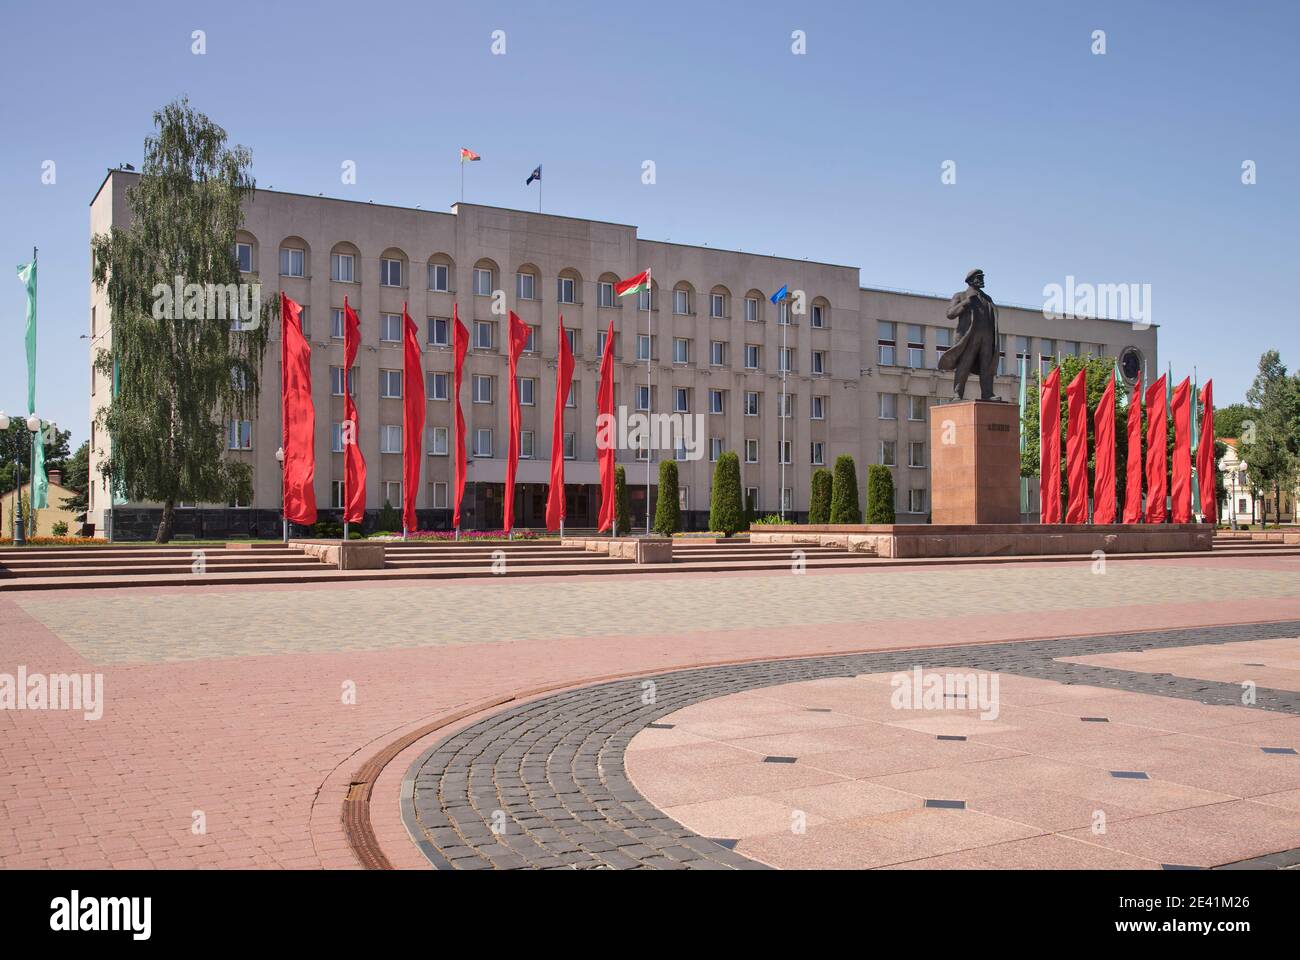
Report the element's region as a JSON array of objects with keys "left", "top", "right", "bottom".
[
  {"left": 1, "top": 476, "right": 82, "bottom": 539},
  {"left": 87, "top": 169, "right": 1158, "bottom": 539},
  {"left": 1218, "top": 438, "right": 1298, "bottom": 525}
]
